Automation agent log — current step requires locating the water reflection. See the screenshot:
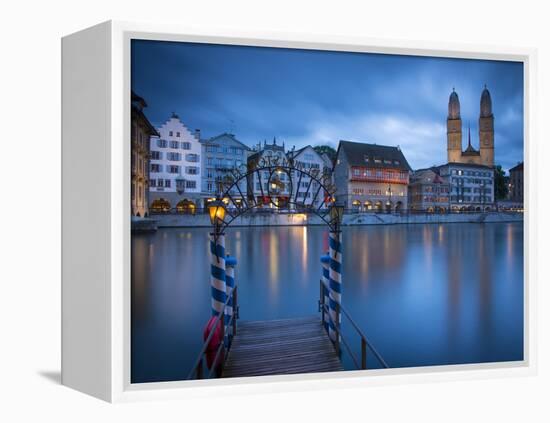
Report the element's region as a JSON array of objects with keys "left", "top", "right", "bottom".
[{"left": 132, "top": 223, "right": 524, "bottom": 383}]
